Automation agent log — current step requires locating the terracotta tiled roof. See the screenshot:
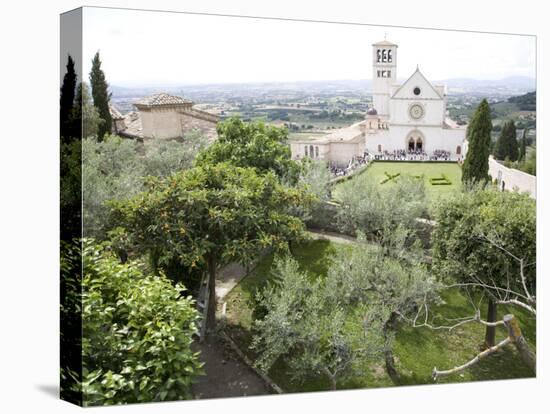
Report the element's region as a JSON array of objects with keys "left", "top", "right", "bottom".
[
  {"left": 109, "top": 103, "right": 124, "bottom": 120},
  {"left": 135, "top": 93, "right": 193, "bottom": 107}
]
